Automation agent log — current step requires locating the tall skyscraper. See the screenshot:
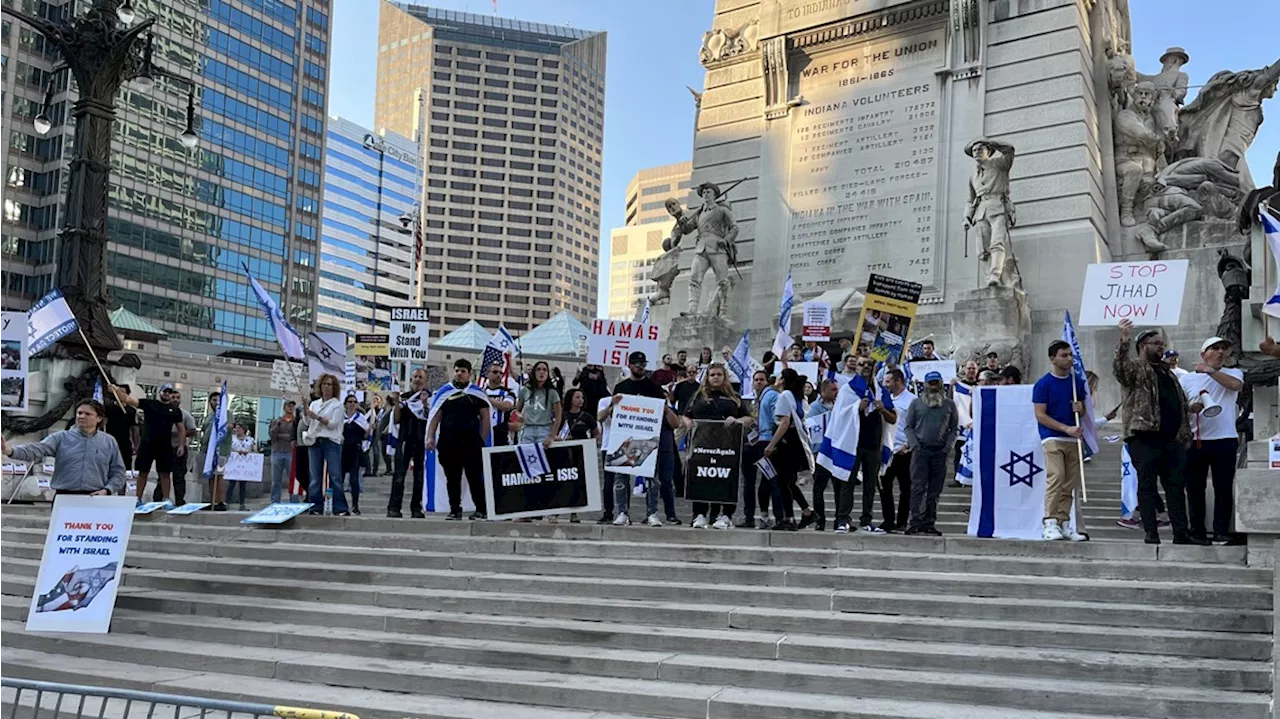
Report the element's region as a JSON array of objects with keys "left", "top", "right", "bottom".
[
  {"left": 607, "top": 162, "right": 691, "bottom": 320},
  {"left": 317, "top": 116, "right": 420, "bottom": 337},
  {"left": 1, "top": 0, "right": 331, "bottom": 351},
  {"left": 375, "top": 2, "right": 606, "bottom": 338}
]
